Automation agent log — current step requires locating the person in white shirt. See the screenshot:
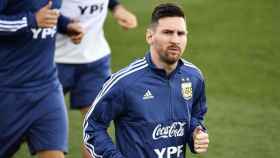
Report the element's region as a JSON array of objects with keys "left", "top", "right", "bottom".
[{"left": 55, "top": 0, "right": 137, "bottom": 157}]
